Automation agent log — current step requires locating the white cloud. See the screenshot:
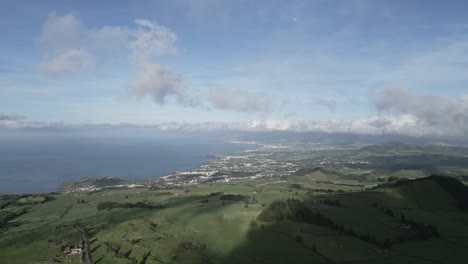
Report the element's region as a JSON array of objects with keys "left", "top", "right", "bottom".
[
  {"left": 0, "top": 113, "right": 465, "bottom": 140},
  {"left": 128, "top": 19, "right": 177, "bottom": 65},
  {"left": 36, "top": 13, "right": 195, "bottom": 106},
  {"left": 125, "top": 19, "right": 191, "bottom": 105},
  {"left": 37, "top": 14, "right": 178, "bottom": 78},
  {"left": 1, "top": 120, "right": 66, "bottom": 130},
  {"left": 154, "top": 115, "right": 447, "bottom": 138},
  {"left": 88, "top": 26, "right": 131, "bottom": 48},
  {"left": 128, "top": 63, "right": 184, "bottom": 105},
  {"left": 208, "top": 87, "right": 271, "bottom": 113},
  {"left": 370, "top": 86, "right": 468, "bottom": 137},
  {"left": 37, "top": 13, "right": 95, "bottom": 76},
  {"left": 38, "top": 49, "right": 95, "bottom": 77},
  {"left": 231, "top": 115, "right": 421, "bottom": 135},
  {"left": 39, "top": 12, "right": 133, "bottom": 51},
  {"left": 38, "top": 12, "right": 83, "bottom": 51},
  {"left": 38, "top": 13, "right": 94, "bottom": 77}
]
